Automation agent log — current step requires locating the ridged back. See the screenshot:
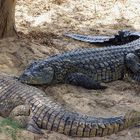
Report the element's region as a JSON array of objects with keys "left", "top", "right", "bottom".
[{"left": 0, "top": 75, "right": 140, "bottom": 137}]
